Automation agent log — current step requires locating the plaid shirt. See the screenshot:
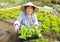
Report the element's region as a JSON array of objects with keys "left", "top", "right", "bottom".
[{"left": 14, "top": 11, "right": 39, "bottom": 28}]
